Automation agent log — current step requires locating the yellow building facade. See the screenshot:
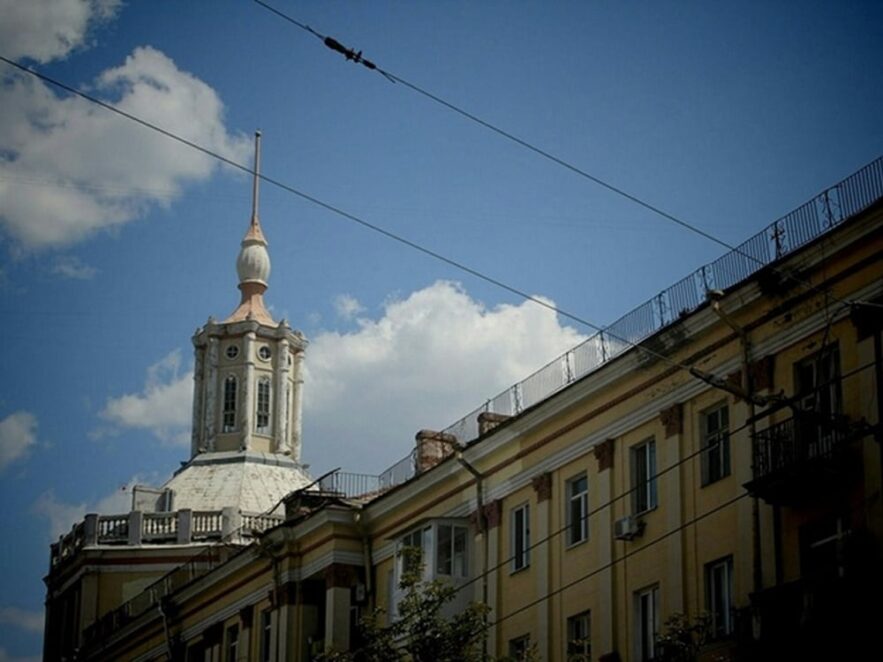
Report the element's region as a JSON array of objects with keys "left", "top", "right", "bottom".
[{"left": 45, "top": 157, "right": 883, "bottom": 661}]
